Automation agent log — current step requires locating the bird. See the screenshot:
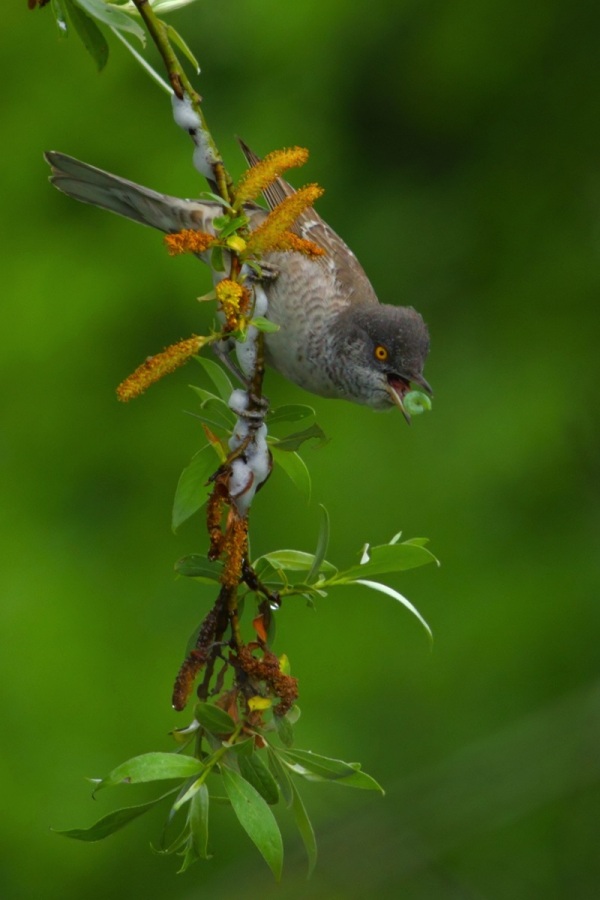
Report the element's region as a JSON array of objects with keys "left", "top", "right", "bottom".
[{"left": 45, "top": 145, "right": 431, "bottom": 420}]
